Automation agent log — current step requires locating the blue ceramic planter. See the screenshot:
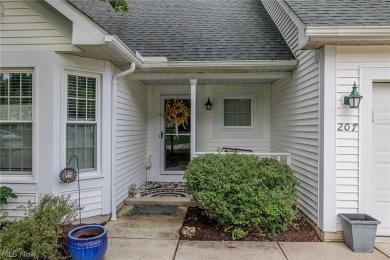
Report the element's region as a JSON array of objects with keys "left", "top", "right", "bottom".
[{"left": 68, "top": 225, "right": 108, "bottom": 260}]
